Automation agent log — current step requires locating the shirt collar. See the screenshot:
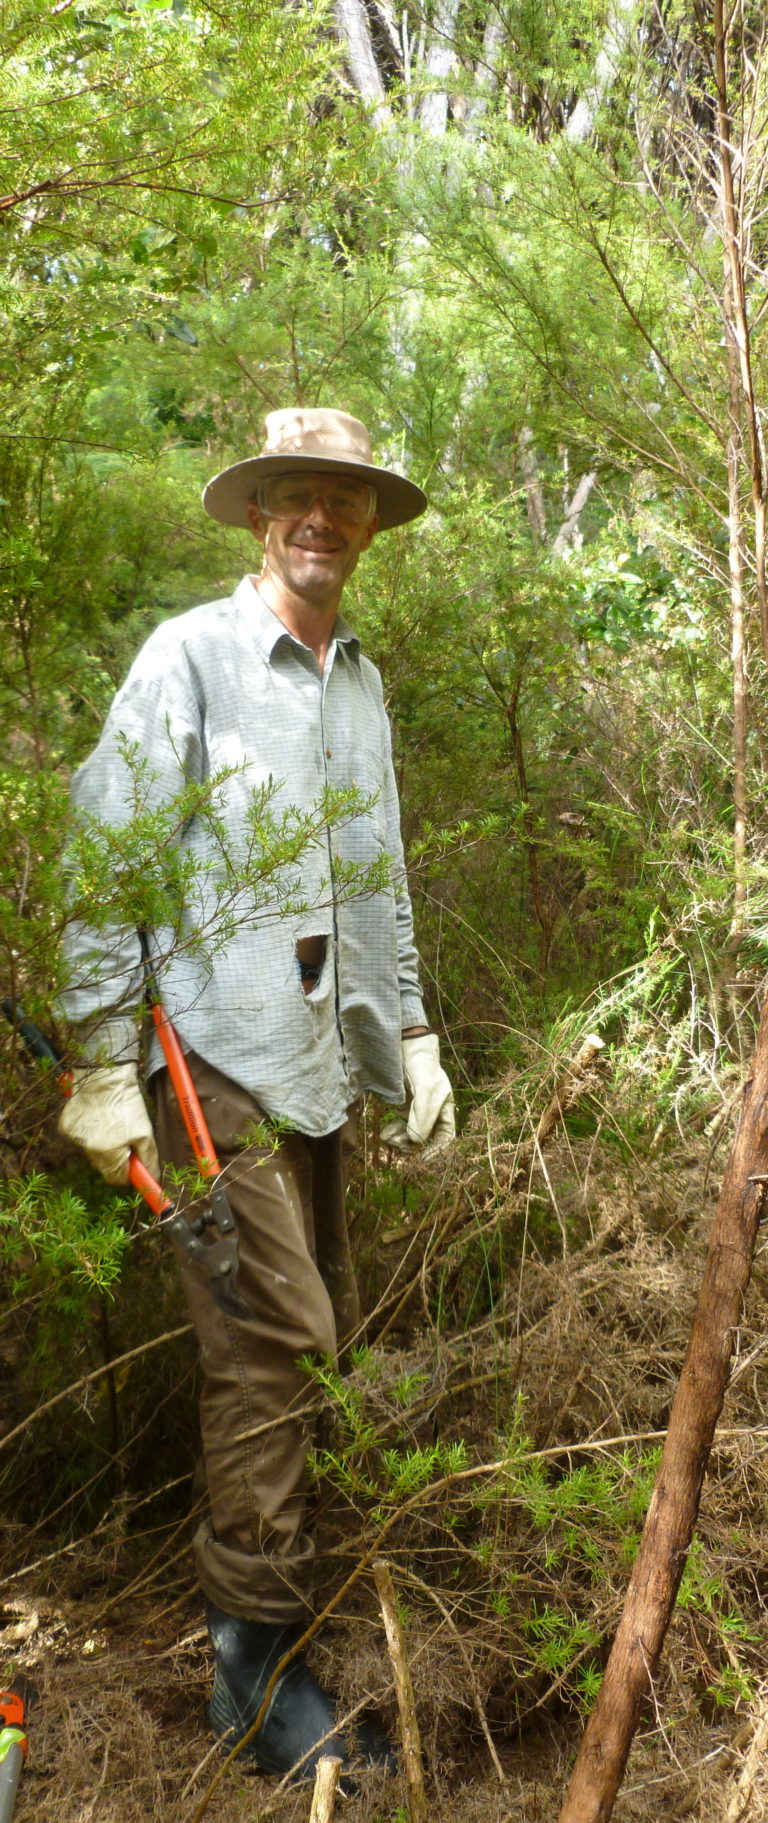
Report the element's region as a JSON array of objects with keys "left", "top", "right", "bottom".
[{"left": 234, "top": 575, "right": 360, "bottom": 663}]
